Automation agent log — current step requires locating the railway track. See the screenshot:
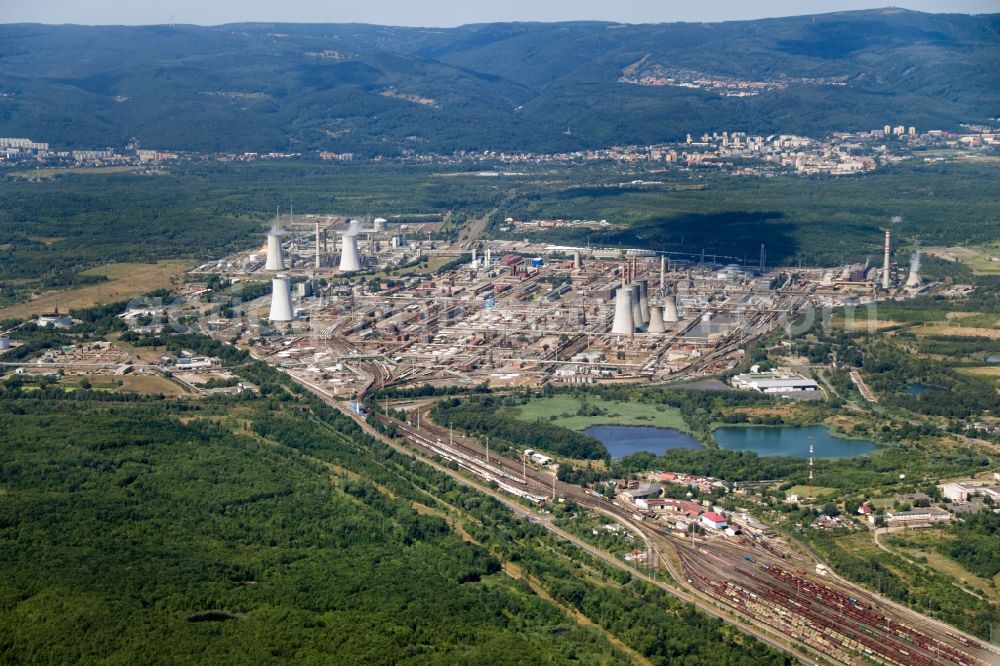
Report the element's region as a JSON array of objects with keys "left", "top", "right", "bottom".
[{"left": 373, "top": 409, "right": 998, "bottom": 666}]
